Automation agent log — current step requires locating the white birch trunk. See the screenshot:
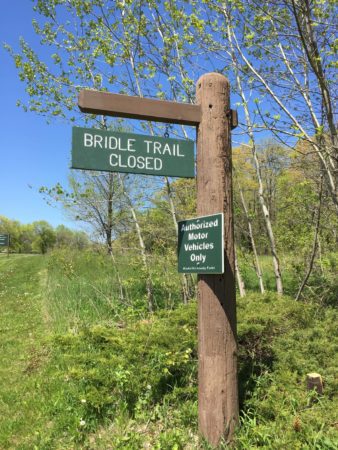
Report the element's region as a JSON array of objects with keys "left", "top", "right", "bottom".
[
  {"left": 223, "top": 4, "right": 283, "bottom": 294},
  {"left": 235, "top": 250, "right": 246, "bottom": 297},
  {"left": 237, "top": 181, "right": 265, "bottom": 294},
  {"left": 119, "top": 176, "right": 154, "bottom": 312}
]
